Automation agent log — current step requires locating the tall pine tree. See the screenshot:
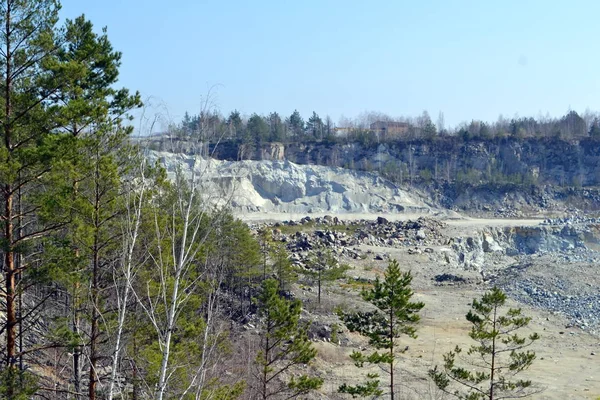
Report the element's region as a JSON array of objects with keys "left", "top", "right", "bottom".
[
  {"left": 0, "top": 3, "right": 140, "bottom": 396},
  {"left": 0, "top": 1, "right": 74, "bottom": 395},
  {"left": 57, "top": 16, "right": 141, "bottom": 399},
  {"left": 254, "top": 279, "right": 323, "bottom": 399},
  {"left": 429, "top": 287, "right": 540, "bottom": 400},
  {"left": 338, "top": 259, "right": 424, "bottom": 399}
]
